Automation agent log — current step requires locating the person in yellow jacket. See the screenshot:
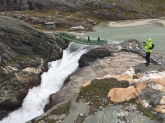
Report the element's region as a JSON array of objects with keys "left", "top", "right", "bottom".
[{"left": 143, "top": 38, "right": 153, "bottom": 66}]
